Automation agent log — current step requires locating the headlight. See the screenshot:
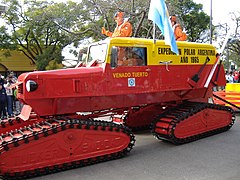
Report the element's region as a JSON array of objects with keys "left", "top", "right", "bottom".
[{"left": 26, "top": 80, "right": 38, "bottom": 92}]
